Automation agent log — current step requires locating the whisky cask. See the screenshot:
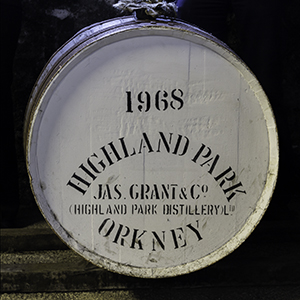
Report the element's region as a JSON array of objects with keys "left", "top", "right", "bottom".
[{"left": 24, "top": 16, "right": 278, "bottom": 278}]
